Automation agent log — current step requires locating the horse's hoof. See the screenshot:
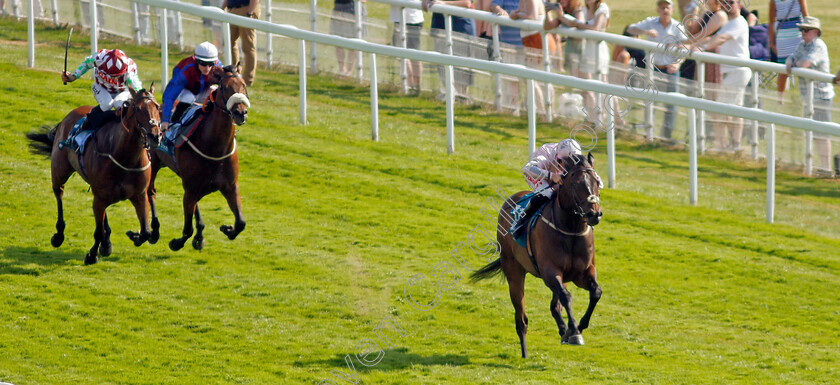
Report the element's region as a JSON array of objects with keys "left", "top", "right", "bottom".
[
  {"left": 169, "top": 238, "right": 185, "bottom": 251},
  {"left": 126, "top": 231, "right": 148, "bottom": 247},
  {"left": 149, "top": 230, "right": 160, "bottom": 244},
  {"left": 99, "top": 241, "right": 112, "bottom": 257},
  {"left": 51, "top": 233, "right": 64, "bottom": 248},
  {"left": 220, "top": 225, "right": 238, "bottom": 240},
  {"left": 84, "top": 252, "right": 98, "bottom": 265},
  {"left": 192, "top": 236, "right": 205, "bottom": 250},
  {"left": 563, "top": 334, "right": 585, "bottom": 346}
]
